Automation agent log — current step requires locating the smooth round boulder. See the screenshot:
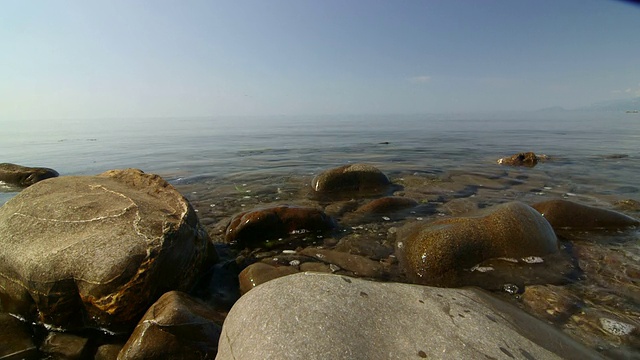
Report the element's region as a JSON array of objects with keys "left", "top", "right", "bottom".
[
  {"left": 0, "top": 169, "right": 215, "bottom": 330},
  {"left": 531, "top": 199, "right": 639, "bottom": 231},
  {"left": 119, "top": 291, "right": 224, "bottom": 360},
  {"left": 396, "top": 201, "right": 558, "bottom": 286},
  {"left": 238, "top": 262, "right": 299, "bottom": 295},
  {"left": 0, "top": 163, "right": 59, "bottom": 187},
  {"left": 311, "top": 164, "right": 390, "bottom": 194},
  {"left": 216, "top": 272, "right": 602, "bottom": 360},
  {"left": 224, "top": 205, "right": 335, "bottom": 247}
]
